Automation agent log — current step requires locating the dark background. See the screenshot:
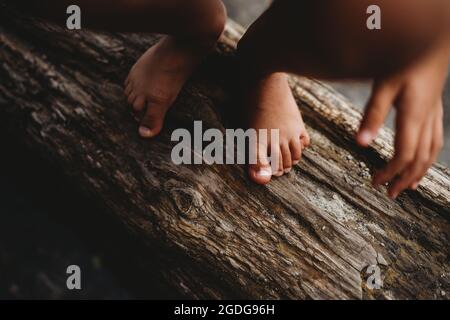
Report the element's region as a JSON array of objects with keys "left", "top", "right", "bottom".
[{"left": 0, "top": 1, "right": 448, "bottom": 299}]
